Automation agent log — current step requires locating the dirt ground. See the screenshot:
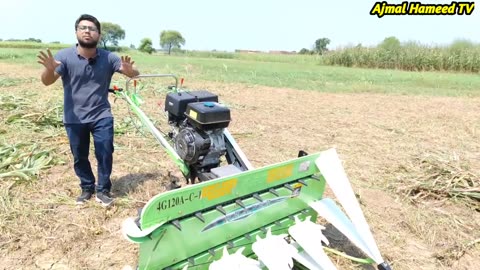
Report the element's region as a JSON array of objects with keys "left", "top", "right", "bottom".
[{"left": 1, "top": 63, "right": 479, "bottom": 270}]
